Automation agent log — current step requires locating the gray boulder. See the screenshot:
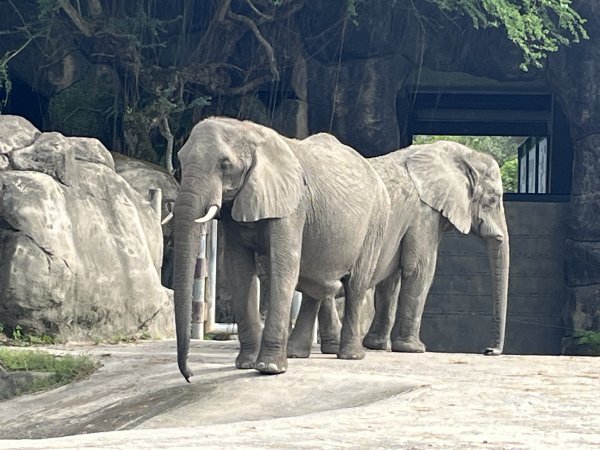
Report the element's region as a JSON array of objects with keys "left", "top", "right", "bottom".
[
  {"left": 0, "top": 115, "right": 173, "bottom": 341},
  {"left": 112, "top": 152, "right": 179, "bottom": 288}
]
